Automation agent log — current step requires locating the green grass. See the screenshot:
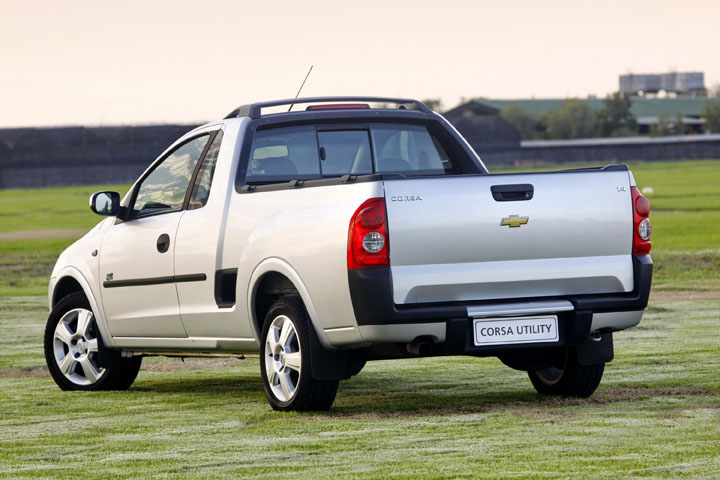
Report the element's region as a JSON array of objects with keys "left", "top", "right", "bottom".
[
  {"left": 0, "top": 238, "right": 79, "bottom": 296},
  {"left": 0, "top": 184, "right": 129, "bottom": 233},
  {"left": 630, "top": 161, "right": 720, "bottom": 258},
  {"left": 0, "top": 160, "right": 719, "bottom": 477},
  {"left": 628, "top": 160, "right": 720, "bottom": 212},
  {"left": 1, "top": 294, "right": 718, "bottom": 478},
  {"left": 650, "top": 211, "right": 720, "bottom": 251},
  {"left": 650, "top": 250, "right": 720, "bottom": 291},
  {"left": 0, "top": 184, "right": 128, "bottom": 295}
]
